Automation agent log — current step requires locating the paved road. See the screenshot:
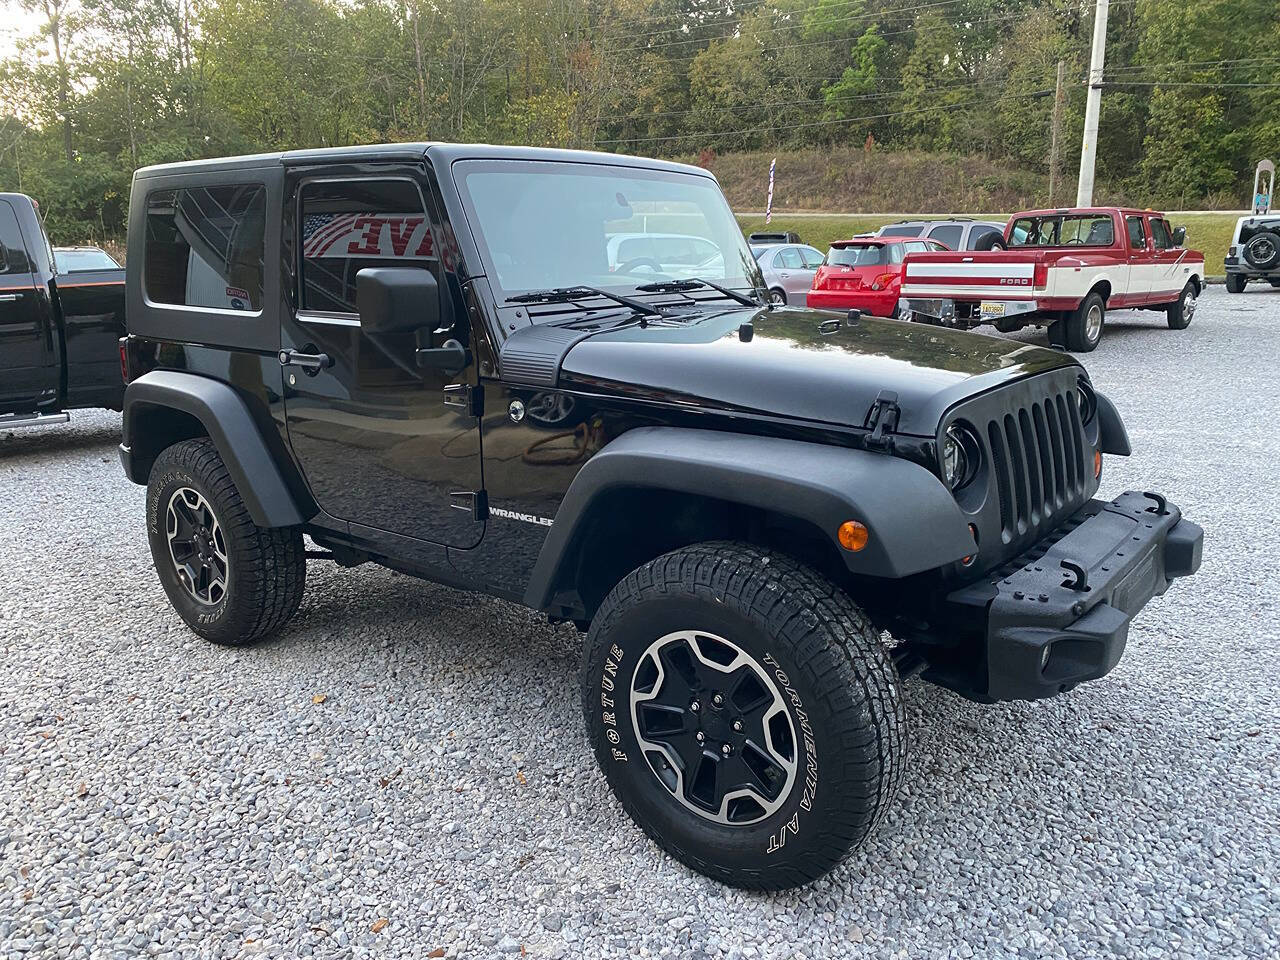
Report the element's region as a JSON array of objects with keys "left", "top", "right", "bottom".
[{"left": 1, "top": 286, "right": 1276, "bottom": 959}]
